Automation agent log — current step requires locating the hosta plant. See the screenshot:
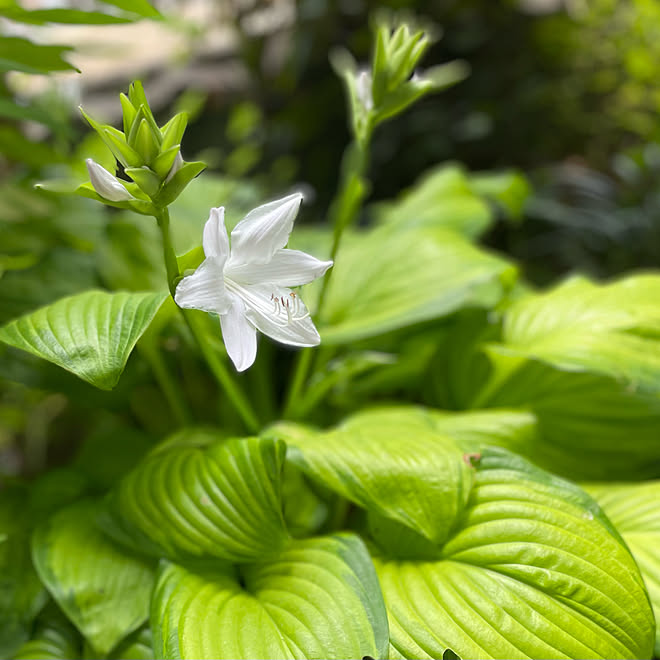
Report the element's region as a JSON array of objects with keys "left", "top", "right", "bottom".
[{"left": 1, "top": 11, "right": 659, "bottom": 660}]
